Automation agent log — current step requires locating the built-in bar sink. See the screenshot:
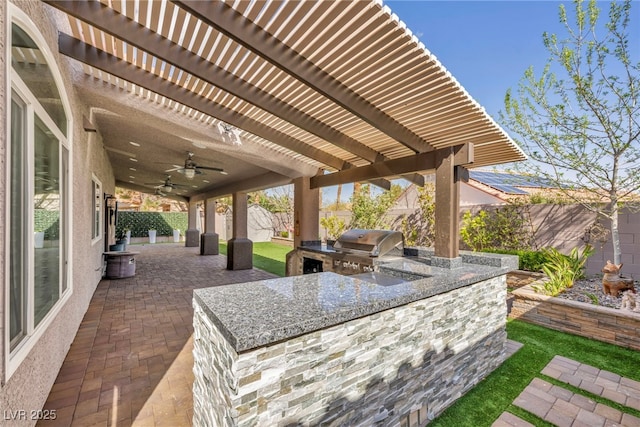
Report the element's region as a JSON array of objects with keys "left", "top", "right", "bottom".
[{"left": 351, "top": 271, "right": 425, "bottom": 286}]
